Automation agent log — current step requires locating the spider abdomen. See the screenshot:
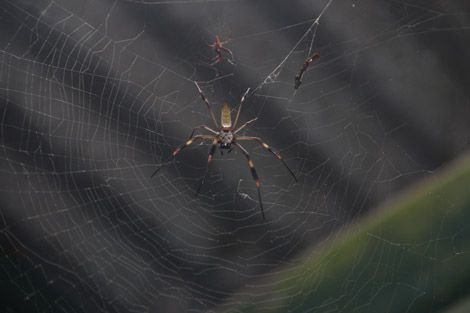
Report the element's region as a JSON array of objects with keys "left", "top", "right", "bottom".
[{"left": 221, "top": 104, "right": 232, "bottom": 128}]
